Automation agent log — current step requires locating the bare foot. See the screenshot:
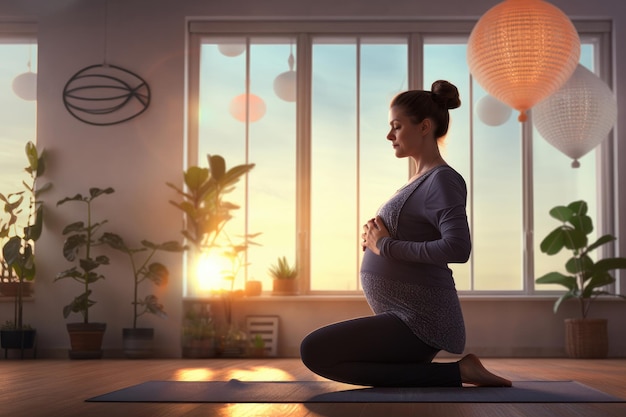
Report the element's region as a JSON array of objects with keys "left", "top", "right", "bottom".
[{"left": 459, "top": 354, "right": 512, "bottom": 387}]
